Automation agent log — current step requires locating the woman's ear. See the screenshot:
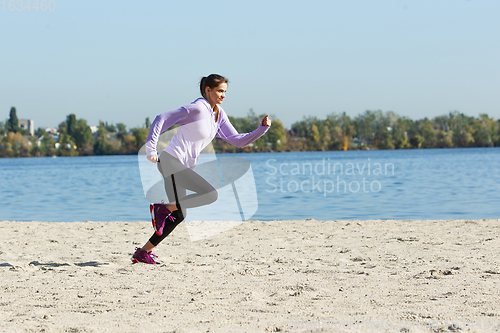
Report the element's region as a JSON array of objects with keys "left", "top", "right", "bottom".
[{"left": 205, "top": 86, "right": 211, "bottom": 96}]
